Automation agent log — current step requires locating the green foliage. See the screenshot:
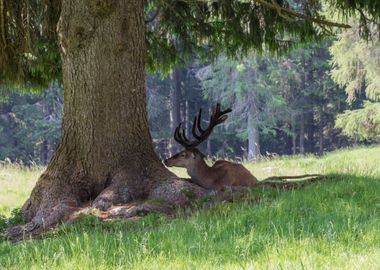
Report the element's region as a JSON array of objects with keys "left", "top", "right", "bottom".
[
  {"left": 2, "top": 0, "right": 380, "bottom": 85},
  {"left": 335, "top": 102, "right": 380, "bottom": 141},
  {"left": 0, "top": 0, "right": 61, "bottom": 87},
  {"left": 0, "top": 82, "right": 62, "bottom": 164},
  {"left": 147, "top": 0, "right": 318, "bottom": 74},
  {"left": 0, "top": 145, "right": 380, "bottom": 269},
  {"left": 330, "top": 22, "right": 380, "bottom": 102},
  {"left": 330, "top": 18, "right": 380, "bottom": 142}
]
